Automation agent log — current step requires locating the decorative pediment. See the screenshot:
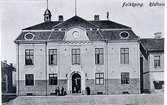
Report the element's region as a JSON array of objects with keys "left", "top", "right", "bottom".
[{"left": 64, "top": 26, "right": 89, "bottom": 41}]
